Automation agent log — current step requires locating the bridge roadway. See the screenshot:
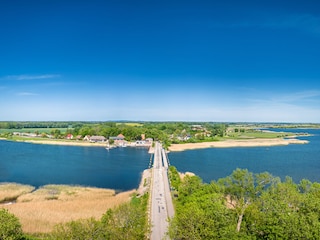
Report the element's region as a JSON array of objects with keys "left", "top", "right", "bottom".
[{"left": 150, "top": 142, "right": 174, "bottom": 240}]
